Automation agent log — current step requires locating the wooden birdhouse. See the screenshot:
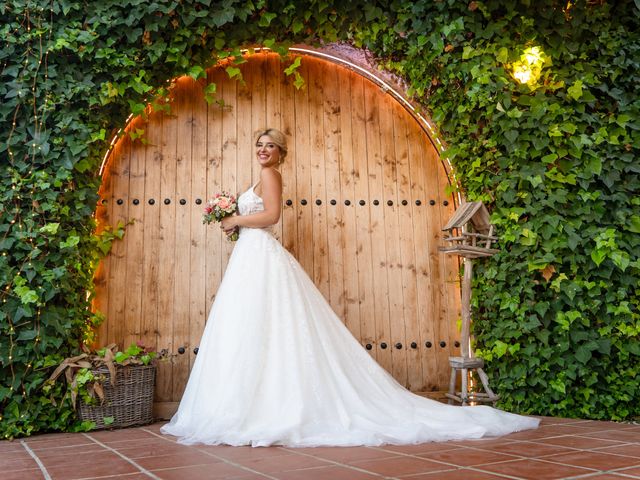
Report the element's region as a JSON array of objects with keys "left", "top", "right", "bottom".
[
  {"left": 440, "top": 201, "right": 500, "bottom": 406},
  {"left": 440, "top": 202, "right": 498, "bottom": 258}
]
